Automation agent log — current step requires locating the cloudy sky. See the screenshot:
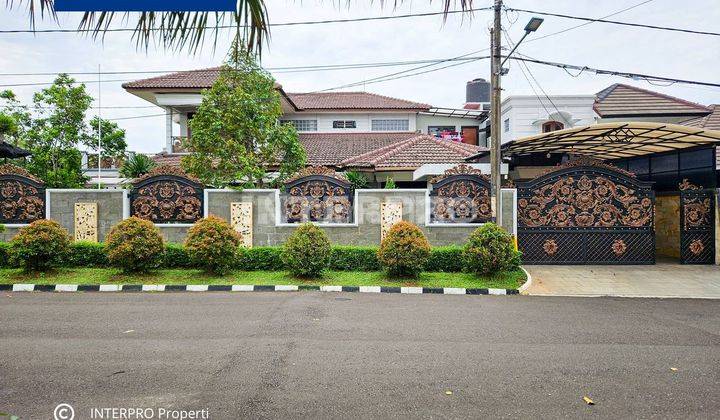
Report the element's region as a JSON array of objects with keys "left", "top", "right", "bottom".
[{"left": 1, "top": 0, "right": 718, "bottom": 152}]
